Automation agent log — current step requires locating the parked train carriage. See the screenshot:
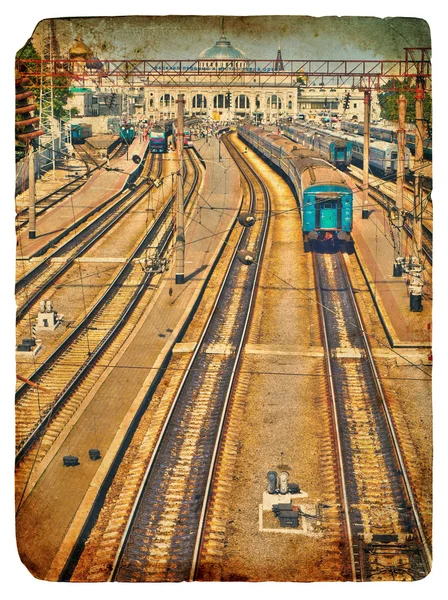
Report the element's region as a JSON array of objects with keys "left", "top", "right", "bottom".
[
  {"left": 238, "top": 123, "right": 353, "bottom": 251},
  {"left": 149, "top": 129, "right": 167, "bottom": 153},
  {"left": 283, "top": 125, "right": 352, "bottom": 169},
  {"left": 172, "top": 121, "right": 197, "bottom": 148},
  {"left": 346, "top": 134, "right": 411, "bottom": 177},
  {"left": 183, "top": 128, "right": 192, "bottom": 147},
  {"left": 306, "top": 124, "right": 411, "bottom": 178},
  {"left": 312, "top": 134, "right": 353, "bottom": 170},
  {"left": 340, "top": 120, "right": 362, "bottom": 135},
  {"left": 341, "top": 121, "right": 432, "bottom": 160},
  {"left": 283, "top": 125, "right": 314, "bottom": 148},
  {"left": 71, "top": 123, "right": 92, "bottom": 144}
]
